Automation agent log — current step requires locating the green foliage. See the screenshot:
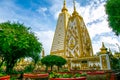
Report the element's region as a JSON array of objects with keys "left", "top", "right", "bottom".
[
  {"left": 62, "top": 73, "right": 72, "bottom": 78},
  {"left": 0, "top": 21, "right": 42, "bottom": 74},
  {"left": 24, "top": 64, "right": 35, "bottom": 73},
  {"left": 81, "top": 72, "right": 87, "bottom": 77},
  {"left": 110, "top": 57, "right": 120, "bottom": 70},
  {"left": 108, "top": 52, "right": 120, "bottom": 70},
  {"left": 0, "top": 73, "right": 7, "bottom": 77},
  {"left": 41, "top": 55, "right": 55, "bottom": 71},
  {"left": 41, "top": 55, "right": 67, "bottom": 67},
  {"left": 10, "top": 77, "right": 17, "bottom": 80},
  {"left": 41, "top": 55, "right": 67, "bottom": 71},
  {"left": 55, "top": 56, "right": 67, "bottom": 67},
  {"left": 49, "top": 72, "right": 61, "bottom": 78},
  {"left": 49, "top": 72, "right": 85, "bottom": 78},
  {"left": 49, "top": 72, "right": 72, "bottom": 78},
  {"left": 105, "top": 0, "right": 120, "bottom": 35},
  {"left": 73, "top": 73, "right": 81, "bottom": 78}
]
